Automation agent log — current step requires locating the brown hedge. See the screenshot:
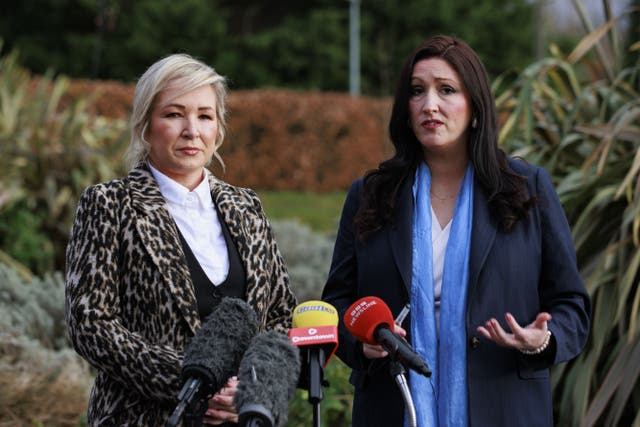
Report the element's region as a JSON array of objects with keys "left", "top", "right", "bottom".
[{"left": 64, "top": 80, "right": 394, "bottom": 191}]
